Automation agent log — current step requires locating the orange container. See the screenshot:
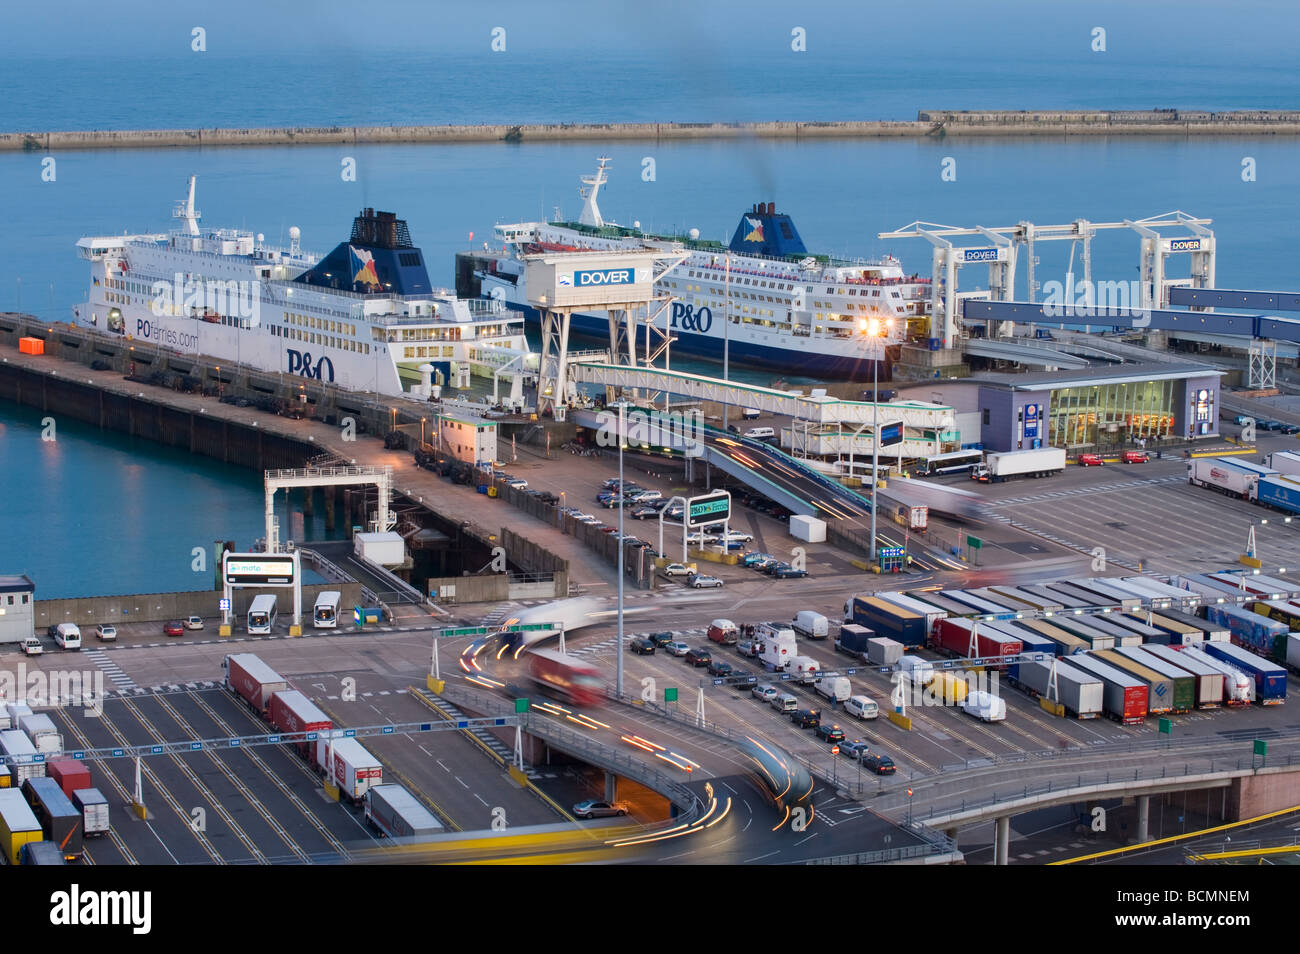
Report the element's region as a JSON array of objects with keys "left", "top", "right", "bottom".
[{"left": 17, "top": 337, "right": 44, "bottom": 355}]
